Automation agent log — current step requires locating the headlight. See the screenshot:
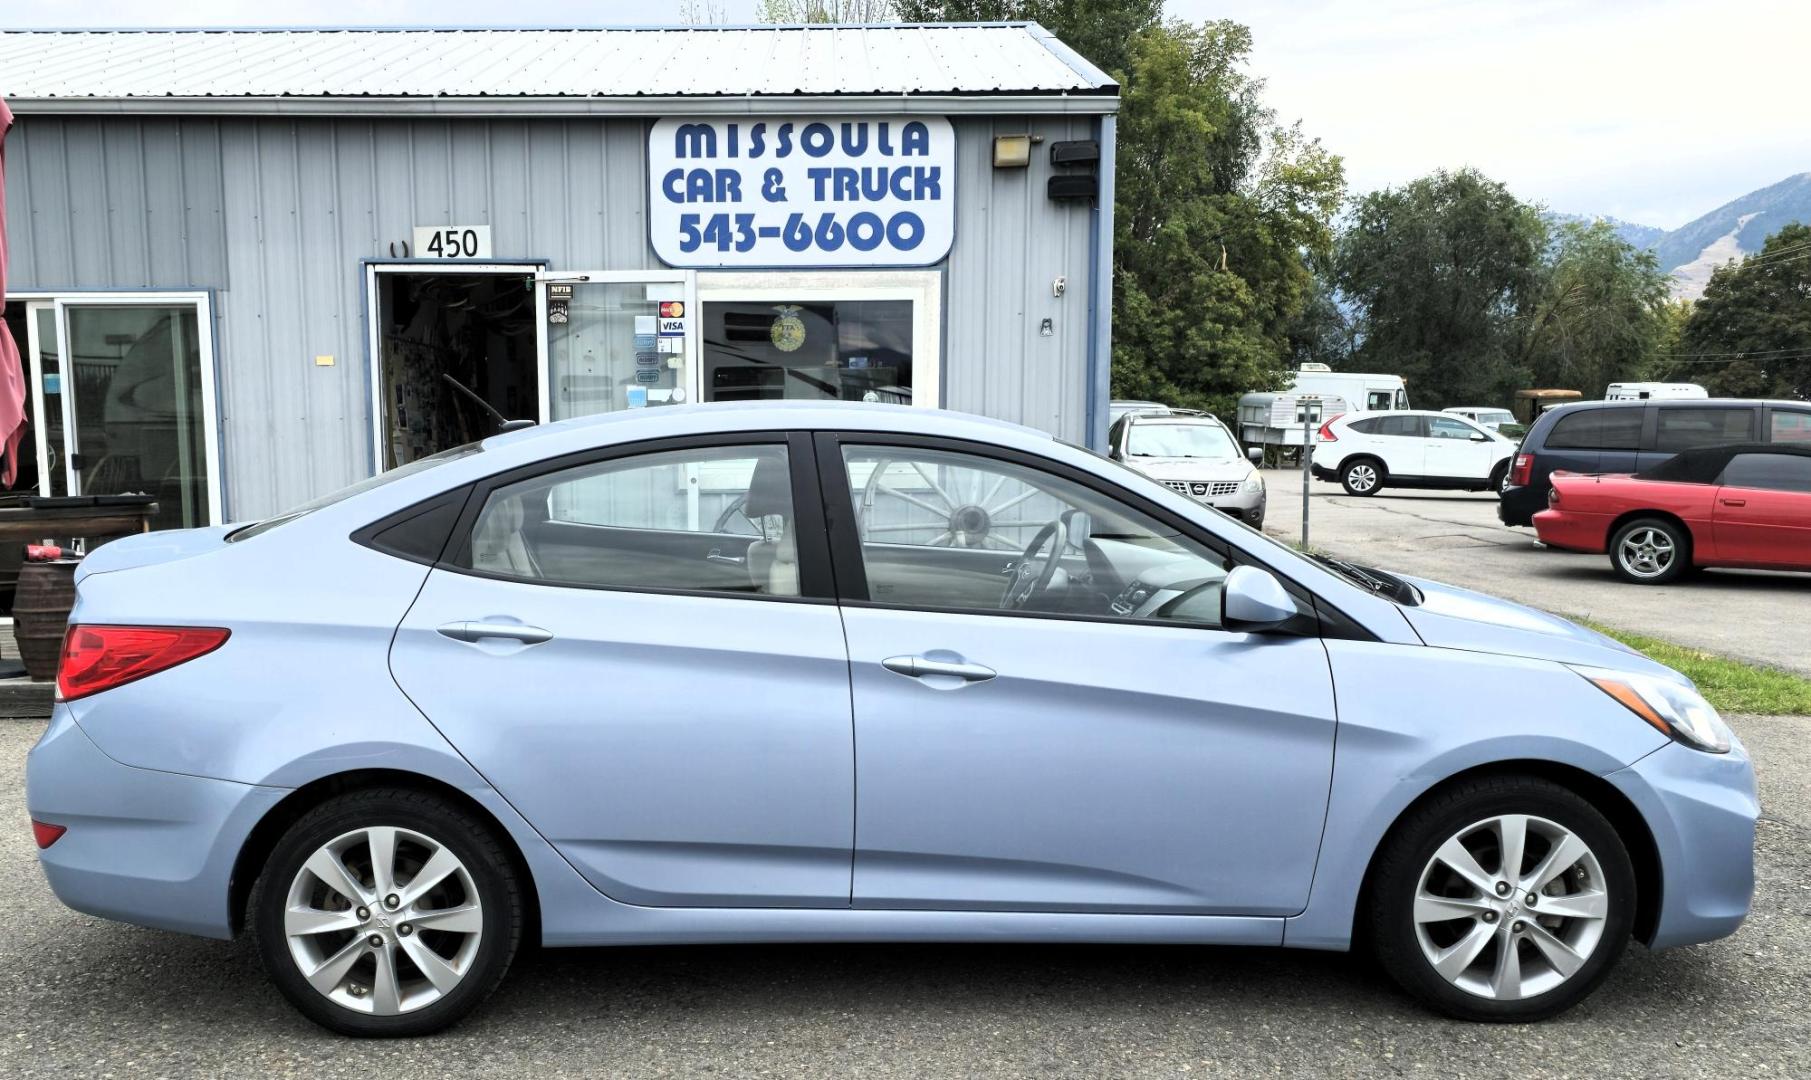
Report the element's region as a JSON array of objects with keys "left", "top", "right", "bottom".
[
  {"left": 1242, "top": 474, "right": 1264, "bottom": 493},
  {"left": 1569, "top": 665, "right": 1731, "bottom": 753}
]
